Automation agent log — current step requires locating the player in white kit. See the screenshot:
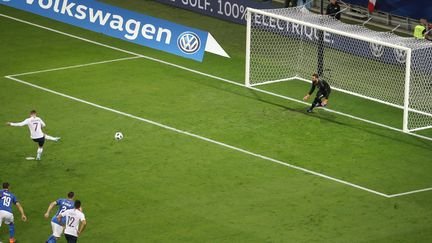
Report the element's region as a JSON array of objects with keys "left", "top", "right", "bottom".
[
  {"left": 6, "top": 110, "right": 60, "bottom": 160},
  {"left": 57, "top": 200, "right": 86, "bottom": 243}
]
